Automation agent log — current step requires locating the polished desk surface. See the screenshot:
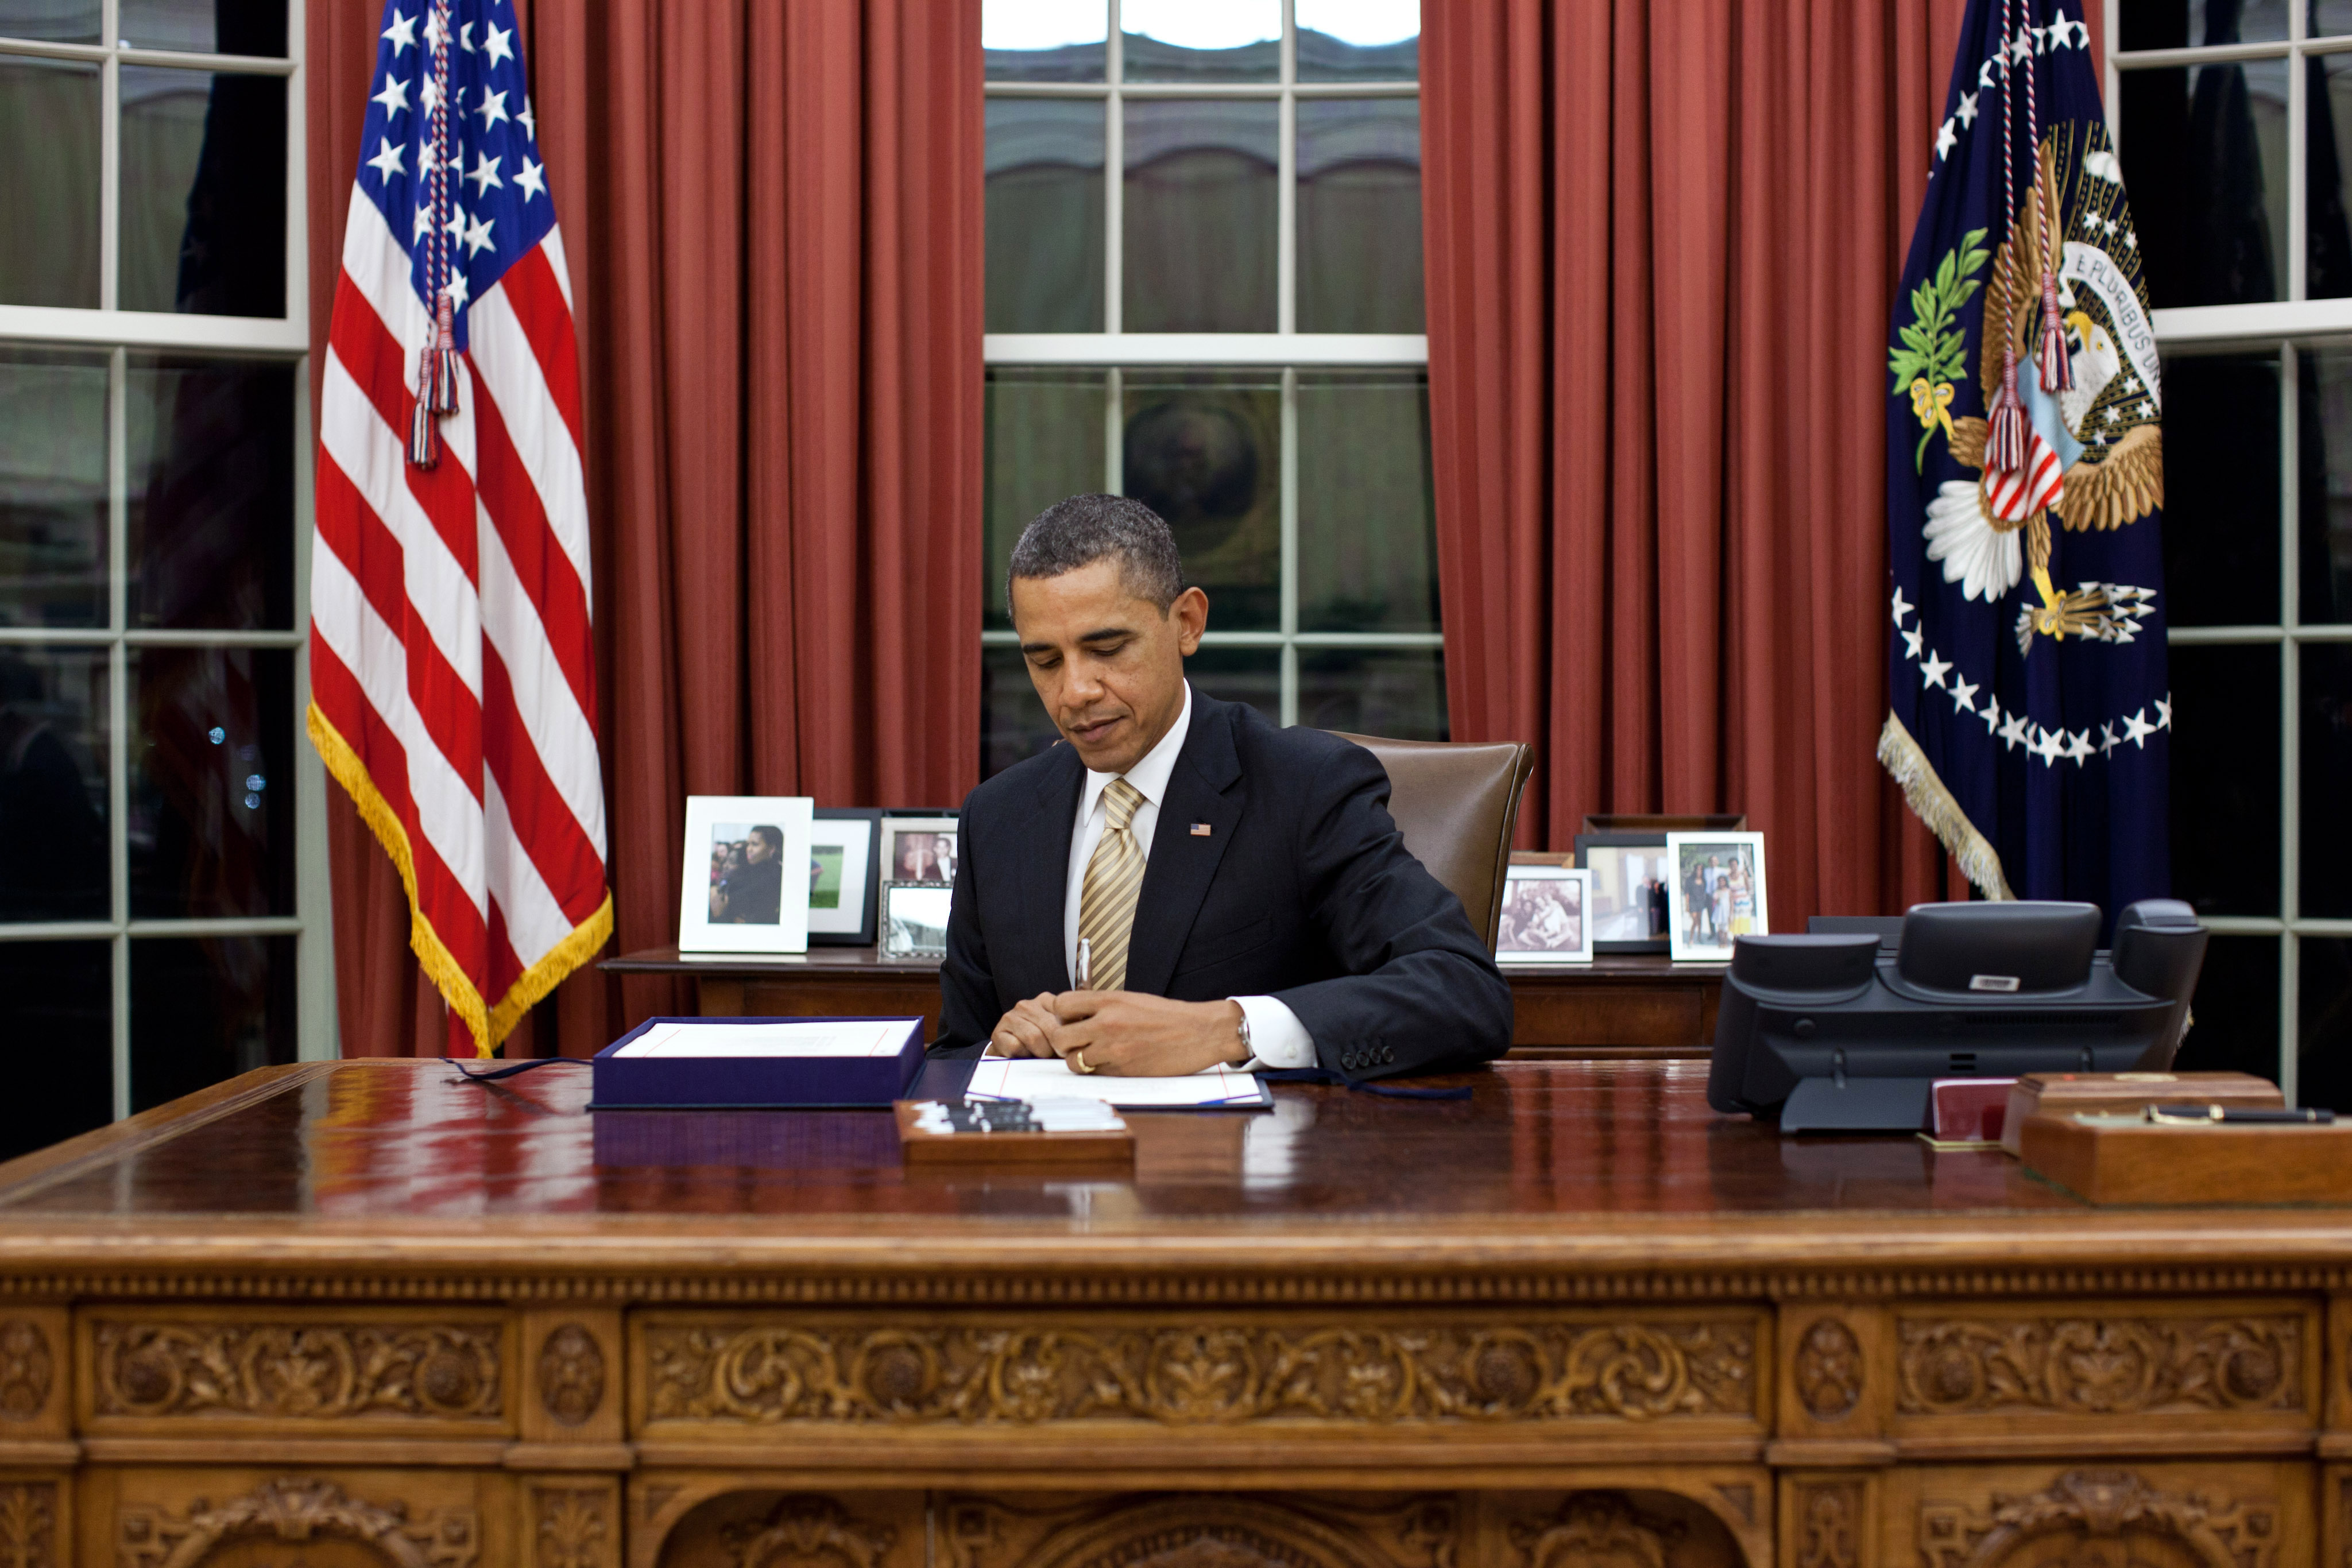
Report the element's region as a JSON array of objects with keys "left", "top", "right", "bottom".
[{"left": 5, "top": 1057, "right": 2347, "bottom": 1288}]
